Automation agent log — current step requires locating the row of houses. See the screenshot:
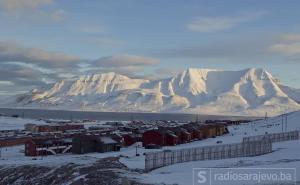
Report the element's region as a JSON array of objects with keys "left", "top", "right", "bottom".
[
  {"left": 205, "top": 120, "right": 252, "bottom": 125},
  {"left": 25, "top": 123, "right": 85, "bottom": 133},
  {"left": 142, "top": 123, "right": 228, "bottom": 147},
  {"left": 2, "top": 120, "right": 230, "bottom": 156},
  {"left": 25, "top": 134, "right": 121, "bottom": 156}
]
